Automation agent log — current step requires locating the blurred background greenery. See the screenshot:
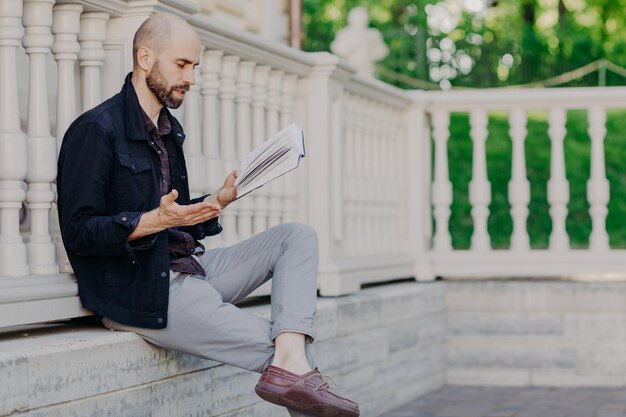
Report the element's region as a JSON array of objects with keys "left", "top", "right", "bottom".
[
  {"left": 302, "top": 0, "right": 626, "bottom": 249},
  {"left": 303, "top": 0, "right": 626, "bottom": 89}
]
